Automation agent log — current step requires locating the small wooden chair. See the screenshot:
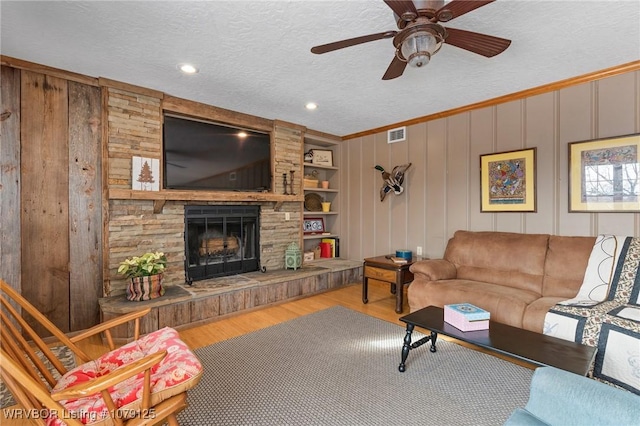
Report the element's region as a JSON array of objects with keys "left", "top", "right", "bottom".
[{"left": 0, "top": 279, "right": 203, "bottom": 426}]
